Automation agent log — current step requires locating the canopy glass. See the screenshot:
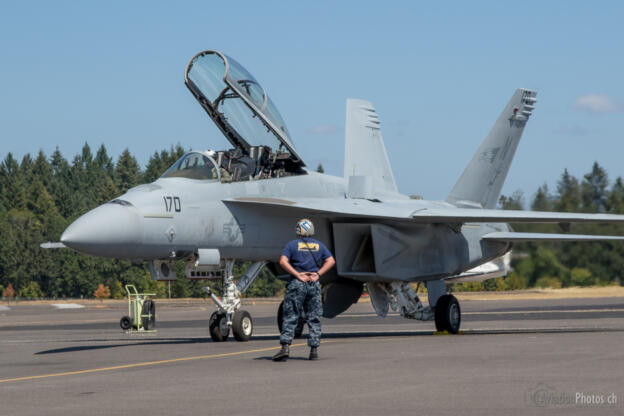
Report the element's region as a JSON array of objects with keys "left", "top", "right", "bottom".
[
  {"left": 185, "top": 51, "right": 302, "bottom": 164},
  {"left": 161, "top": 152, "right": 219, "bottom": 180}
]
